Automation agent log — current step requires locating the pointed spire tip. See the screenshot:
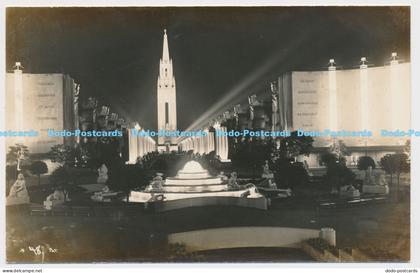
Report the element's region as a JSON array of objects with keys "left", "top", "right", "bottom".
[{"left": 162, "top": 29, "right": 170, "bottom": 61}]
